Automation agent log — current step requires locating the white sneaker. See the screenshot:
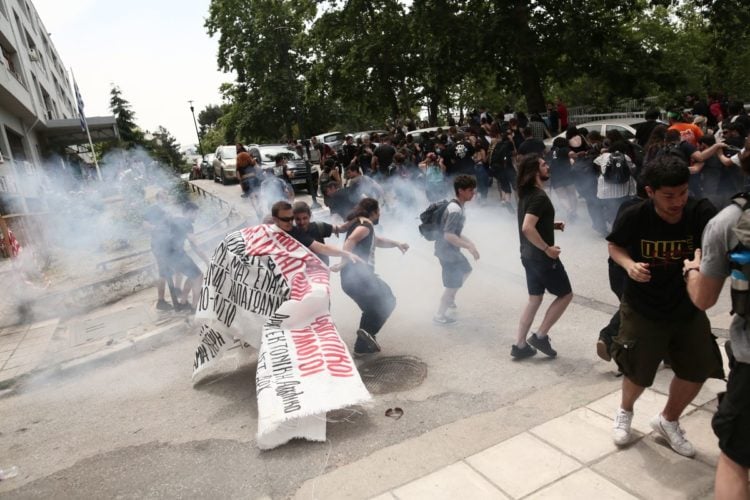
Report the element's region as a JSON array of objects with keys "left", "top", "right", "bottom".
[
  {"left": 650, "top": 414, "right": 696, "bottom": 458},
  {"left": 613, "top": 408, "right": 633, "bottom": 446}
]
